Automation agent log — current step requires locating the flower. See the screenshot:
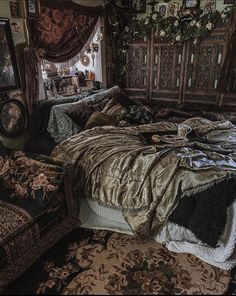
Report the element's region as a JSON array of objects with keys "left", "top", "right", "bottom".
[
  {"left": 145, "top": 18, "right": 149, "bottom": 25},
  {"left": 174, "top": 20, "right": 179, "bottom": 26},
  {"left": 125, "top": 26, "right": 129, "bottom": 32},
  {"left": 175, "top": 35, "right": 181, "bottom": 42},
  {"left": 15, "top": 183, "right": 27, "bottom": 197},
  {"left": 196, "top": 22, "right": 201, "bottom": 28},
  {"left": 194, "top": 39, "right": 198, "bottom": 45},
  {"left": 190, "top": 20, "right": 196, "bottom": 26},
  {"left": 206, "top": 22, "right": 213, "bottom": 30},
  {"left": 31, "top": 173, "right": 49, "bottom": 190},
  {"left": 152, "top": 13, "right": 157, "bottom": 21},
  {"left": 160, "top": 30, "right": 166, "bottom": 37}
]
